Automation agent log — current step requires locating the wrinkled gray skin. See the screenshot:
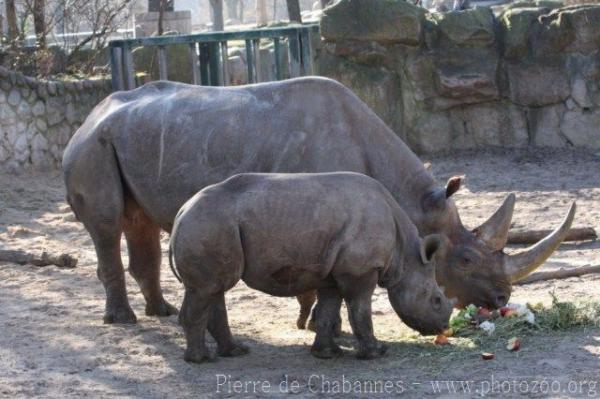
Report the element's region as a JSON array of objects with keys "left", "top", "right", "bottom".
[
  {"left": 62, "top": 77, "right": 574, "bottom": 325},
  {"left": 170, "top": 172, "right": 453, "bottom": 362}
]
